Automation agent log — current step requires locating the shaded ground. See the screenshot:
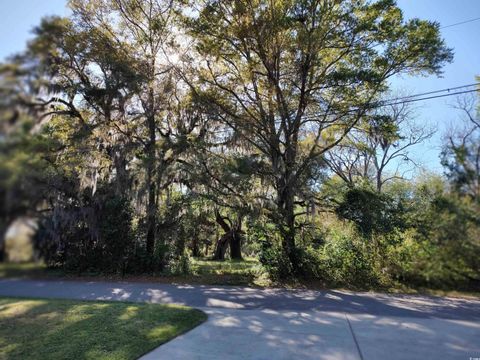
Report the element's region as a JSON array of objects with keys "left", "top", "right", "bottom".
[
  {"left": 0, "top": 279, "right": 479, "bottom": 360},
  {"left": 0, "top": 278, "right": 479, "bottom": 319},
  {"left": 0, "top": 262, "right": 58, "bottom": 279},
  {"left": 0, "top": 259, "right": 263, "bottom": 286},
  {"left": 2, "top": 261, "right": 479, "bottom": 299},
  {"left": 0, "top": 296, "right": 206, "bottom": 360}
]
